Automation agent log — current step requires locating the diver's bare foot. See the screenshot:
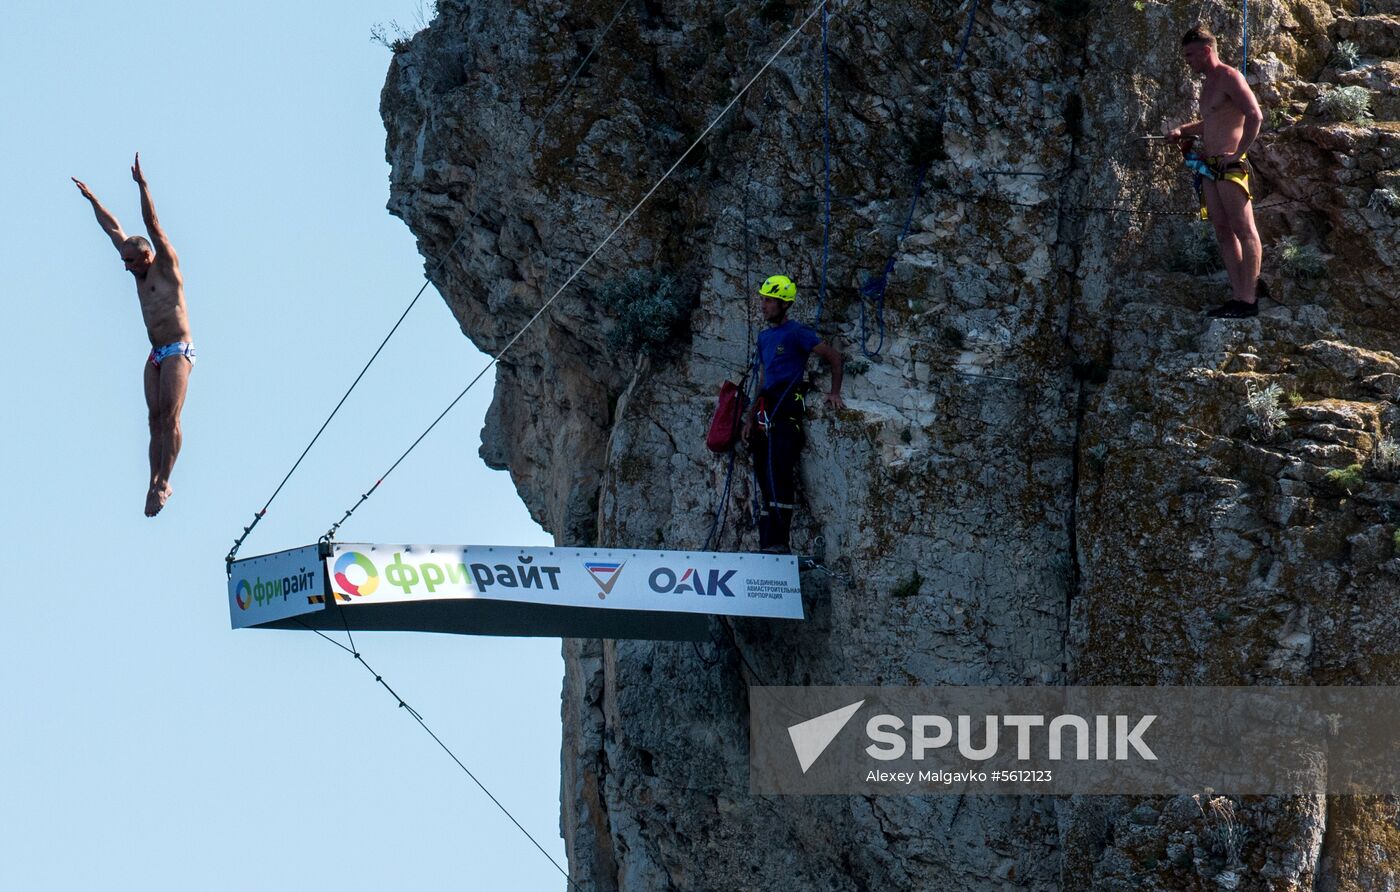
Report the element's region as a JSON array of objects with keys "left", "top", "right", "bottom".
[{"left": 145, "top": 483, "right": 173, "bottom": 517}]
